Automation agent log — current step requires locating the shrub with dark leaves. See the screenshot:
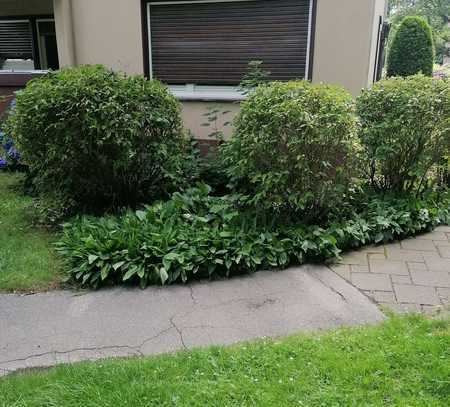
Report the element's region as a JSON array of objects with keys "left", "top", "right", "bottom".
[
  {"left": 222, "top": 80, "right": 358, "bottom": 221},
  {"left": 357, "top": 75, "right": 450, "bottom": 193},
  {"left": 3, "top": 65, "right": 189, "bottom": 212}
]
